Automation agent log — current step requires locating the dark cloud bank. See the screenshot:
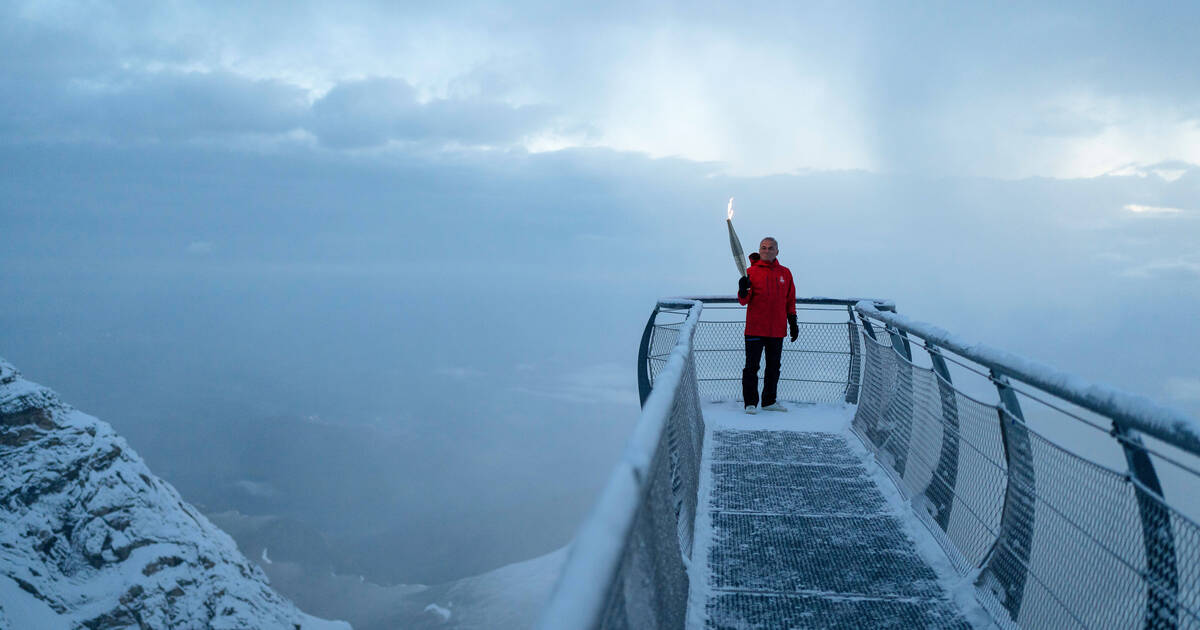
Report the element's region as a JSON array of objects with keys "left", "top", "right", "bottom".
[{"left": 1, "top": 67, "right": 554, "bottom": 150}]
